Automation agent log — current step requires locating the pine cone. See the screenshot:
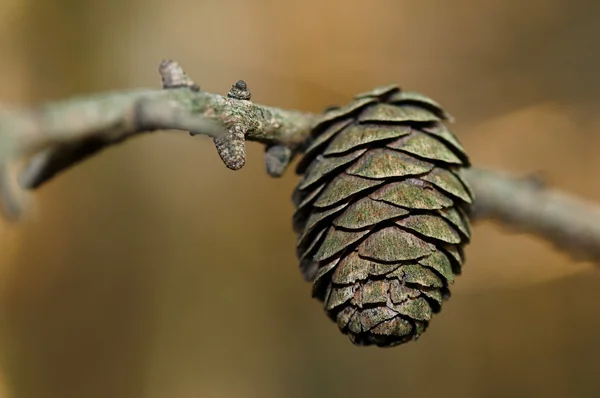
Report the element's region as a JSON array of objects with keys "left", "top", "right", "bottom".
[{"left": 292, "top": 85, "right": 473, "bottom": 347}]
